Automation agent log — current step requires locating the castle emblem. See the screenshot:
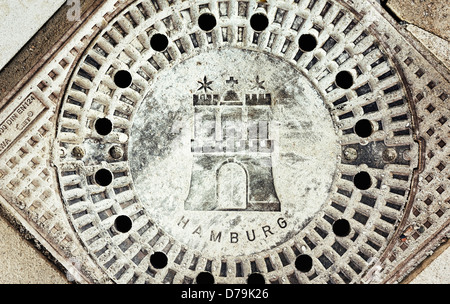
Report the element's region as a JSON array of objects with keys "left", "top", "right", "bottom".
[{"left": 185, "top": 76, "right": 281, "bottom": 212}]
